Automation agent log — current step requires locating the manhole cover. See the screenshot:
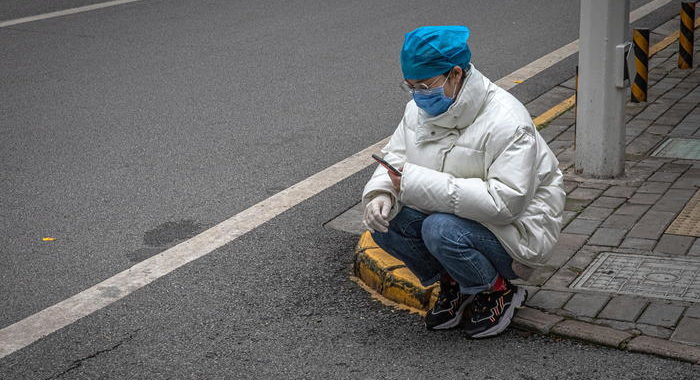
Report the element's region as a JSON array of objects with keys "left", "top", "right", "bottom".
[
  {"left": 666, "top": 189, "right": 700, "bottom": 237},
  {"left": 651, "top": 137, "right": 700, "bottom": 160},
  {"left": 570, "top": 252, "right": 700, "bottom": 302}
]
